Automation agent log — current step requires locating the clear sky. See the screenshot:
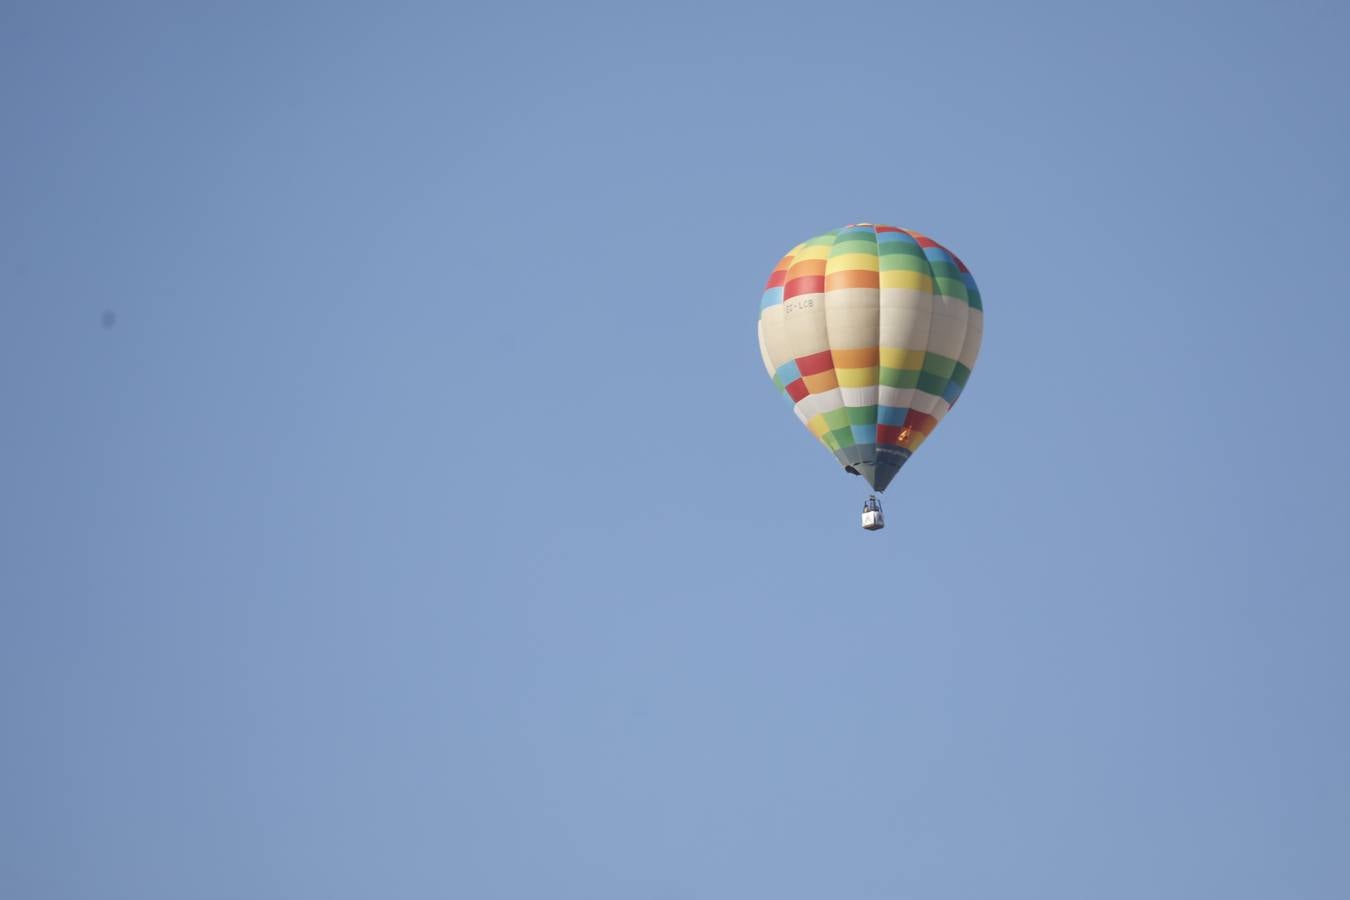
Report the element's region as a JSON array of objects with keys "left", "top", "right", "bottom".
[{"left": 4, "top": 1, "right": 1349, "bottom": 897}]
